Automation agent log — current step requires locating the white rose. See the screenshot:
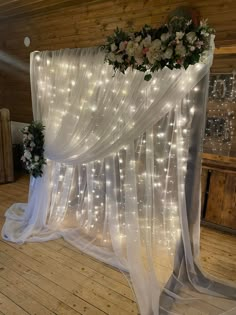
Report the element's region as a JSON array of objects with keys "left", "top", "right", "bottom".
[
  {"left": 146, "top": 41, "right": 162, "bottom": 64},
  {"left": 161, "top": 32, "right": 170, "bottom": 42},
  {"left": 116, "top": 54, "right": 123, "bottom": 63},
  {"left": 30, "top": 141, "right": 35, "bottom": 147},
  {"left": 141, "top": 35, "right": 152, "bottom": 48},
  {"left": 161, "top": 44, "right": 166, "bottom": 51},
  {"left": 23, "top": 126, "right": 28, "bottom": 132},
  {"left": 135, "top": 57, "right": 144, "bottom": 65},
  {"left": 175, "top": 43, "right": 186, "bottom": 57},
  {"left": 24, "top": 150, "right": 32, "bottom": 160},
  {"left": 107, "top": 52, "right": 116, "bottom": 62},
  {"left": 34, "top": 155, "right": 39, "bottom": 162},
  {"left": 135, "top": 35, "right": 142, "bottom": 43},
  {"left": 119, "top": 41, "right": 127, "bottom": 51},
  {"left": 28, "top": 134, "right": 34, "bottom": 140},
  {"left": 146, "top": 47, "right": 161, "bottom": 64},
  {"left": 110, "top": 43, "right": 117, "bottom": 52},
  {"left": 176, "top": 32, "right": 184, "bottom": 40},
  {"left": 151, "top": 39, "right": 162, "bottom": 50},
  {"left": 134, "top": 45, "right": 144, "bottom": 65},
  {"left": 186, "top": 32, "right": 197, "bottom": 44},
  {"left": 126, "top": 41, "right": 139, "bottom": 56},
  {"left": 163, "top": 47, "right": 173, "bottom": 59}
]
